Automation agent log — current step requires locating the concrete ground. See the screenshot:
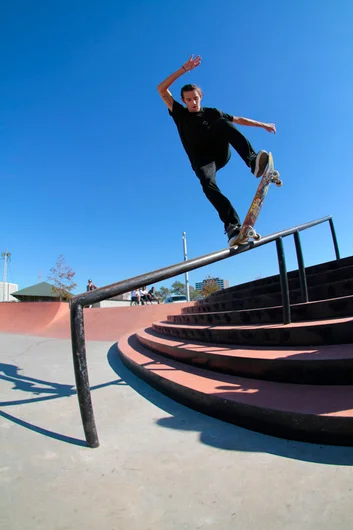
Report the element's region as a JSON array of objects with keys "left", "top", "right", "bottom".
[{"left": 1, "top": 333, "right": 353, "bottom": 530}]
